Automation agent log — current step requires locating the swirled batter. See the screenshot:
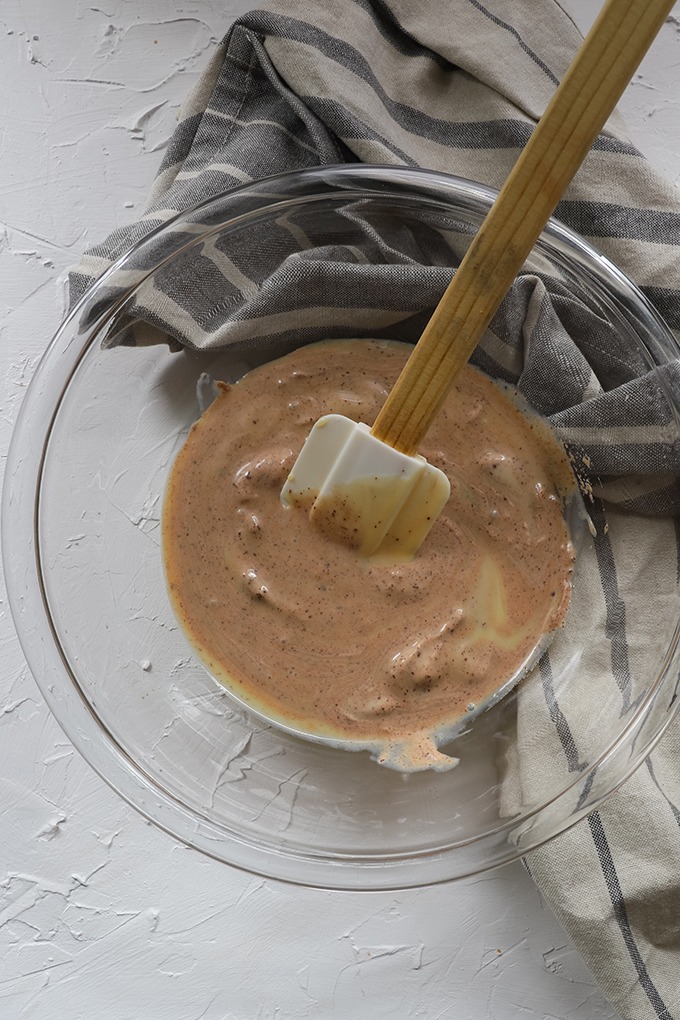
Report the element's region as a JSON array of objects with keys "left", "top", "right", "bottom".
[{"left": 163, "top": 340, "right": 576, "bottom": 770}]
